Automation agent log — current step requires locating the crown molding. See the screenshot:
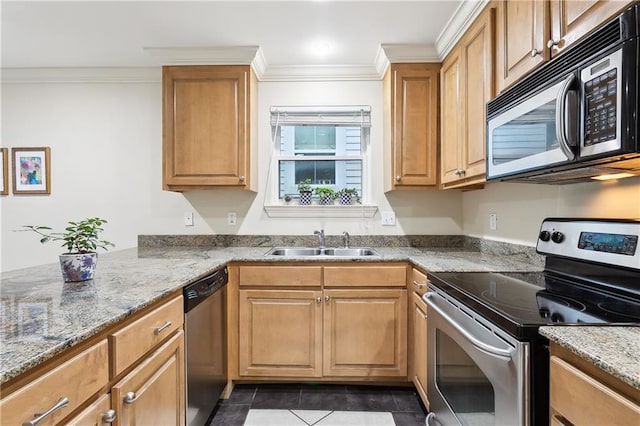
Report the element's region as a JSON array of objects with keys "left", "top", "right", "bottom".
[
  {"left": 260, "top": 64, "right": 382, "bottom": 82},
  {"left": 435, "top": 0, "right": 489, "bottom": 58},
  {"left": 1, "top": 67, "right": 161, "bottom": 83}
]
